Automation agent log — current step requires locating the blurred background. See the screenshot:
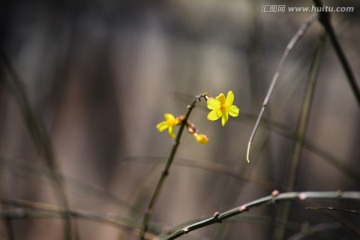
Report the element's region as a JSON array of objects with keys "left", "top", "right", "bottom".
[{"left": 0, "top": 0, "right": 359, "bottom": 239}]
